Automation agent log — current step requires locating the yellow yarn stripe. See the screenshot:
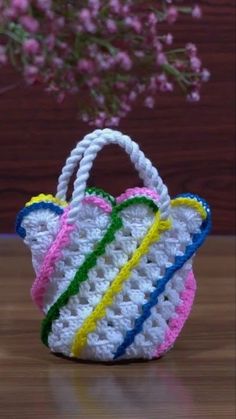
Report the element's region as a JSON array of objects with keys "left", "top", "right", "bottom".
[
  {"left": 25, "top": 194, "right": 68, "bottom": 208},
  {"left": 71, "top": 213, "right": 171, "bottom": 357},
  {"left": 171, "top": 197, "right": 207, "bottom": 219}
]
